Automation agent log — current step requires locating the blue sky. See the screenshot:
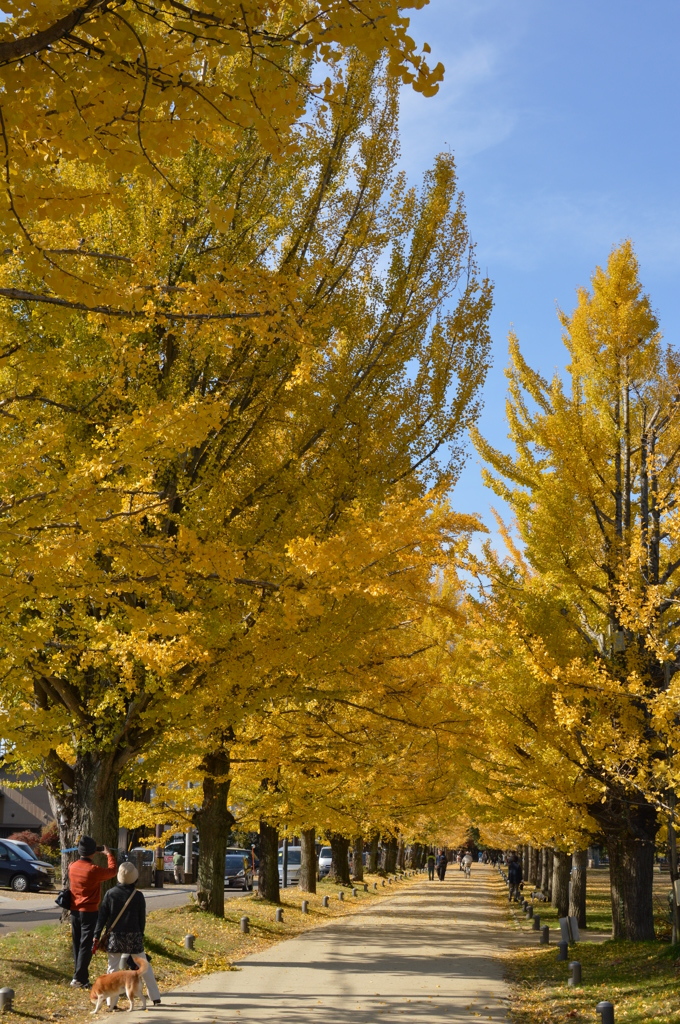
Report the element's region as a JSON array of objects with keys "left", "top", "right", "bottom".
[{"left": 398, "top": 0, "right": 680, "bottom": 534}]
